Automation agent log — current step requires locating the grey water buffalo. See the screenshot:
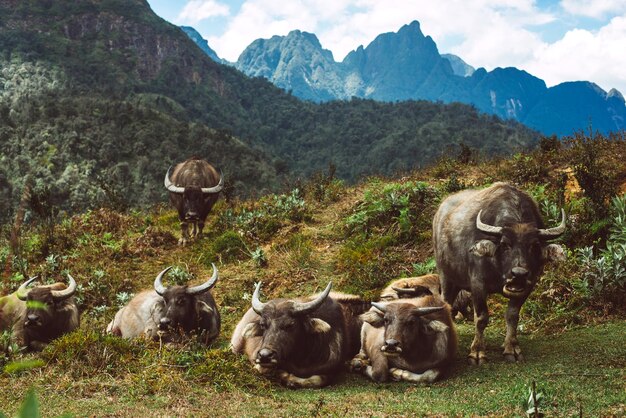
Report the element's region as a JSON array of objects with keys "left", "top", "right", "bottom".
[
  {"left": 164, "top": 157, "right": 224, "bottom": 245},
  {"left": 107, "top": 264, "right": 220, "bottom": 344},
  {"left": 381, "top": 275, "right": 473, "bottom": 320},
  {"left": 231, "top": 282, "right": 368, "bottom": 388},
  {"left": 433, "top": 182, "right": 566, "bottom": 364},
  {"left": 351, "top": 294, "right": 457, "bottom": 383},
  {"left": 0, "top": 275, "right": 79, "bottom": 351}
]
